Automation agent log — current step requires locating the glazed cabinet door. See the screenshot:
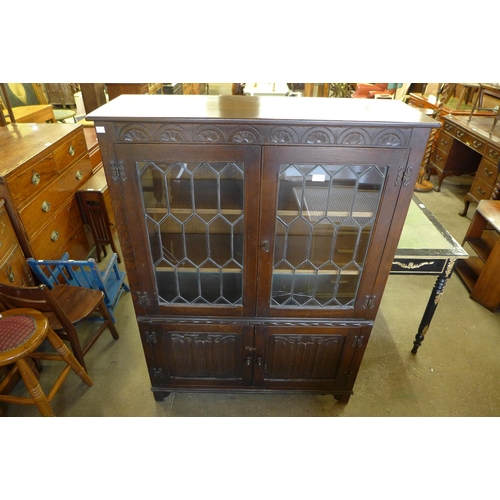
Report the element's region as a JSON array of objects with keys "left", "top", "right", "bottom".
[
  {"left": 252, "top": 324, "right": 369, "bottom": 396},
  {"left": 114, "top": 144, "right": 261, "bottom": 317},
  {"left": 257, "top": 146, "right": 411, "bottom": 319},
  {"left": 140, "top": 322, "right": 255, "bottom": 391}
]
